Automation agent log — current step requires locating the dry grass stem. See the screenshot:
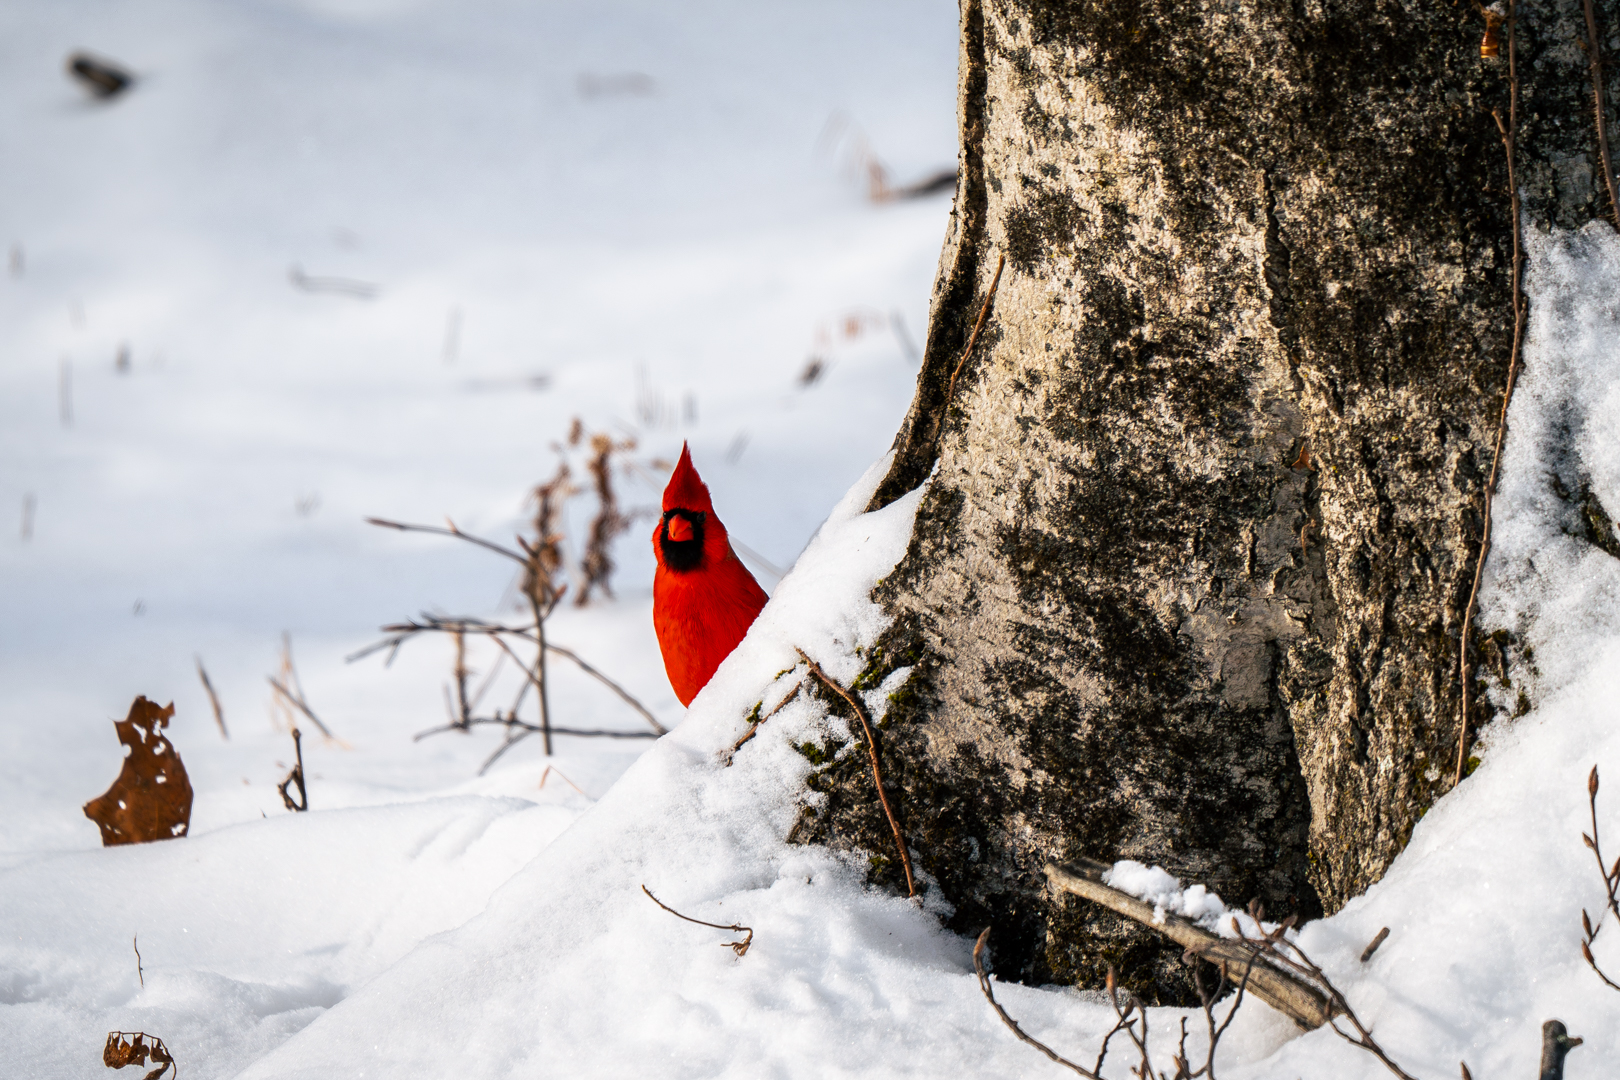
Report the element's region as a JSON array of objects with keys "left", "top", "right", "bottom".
[
  {"left": 269, "top": 633, "right": 339, "bottom": 741},
  {"left": 641, "top": 885, "right": 753, "bottom": 957},
  {"left": 1456, "top": 13, "right": 1525, "bottom": 788},
  {"left": 795, "top": 647, "right": 916, "bottom": 898},
  {"left": 195, "top": 656, "right": 227, "bottom": 739},
  {"left": 133, "top": 935, "right": 143, "bottom": 988}
]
